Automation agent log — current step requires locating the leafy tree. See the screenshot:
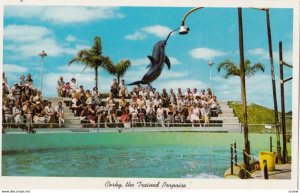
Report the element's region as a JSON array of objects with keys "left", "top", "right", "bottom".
[{"left": 69, "top": 36, "right": 112, "bottom": 89}]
